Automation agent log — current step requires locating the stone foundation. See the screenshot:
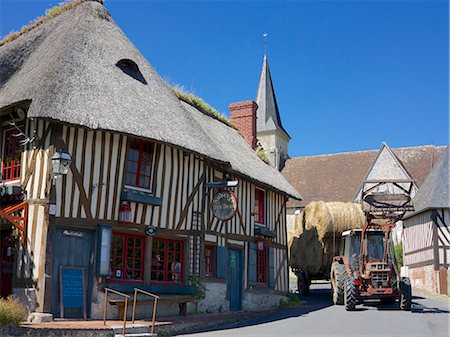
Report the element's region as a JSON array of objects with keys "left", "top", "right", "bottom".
[
  {"left": 13, "top": 288, "right": 37, "bottom": 316},
  {"left": 407, "top": 265, "right": 450, "bottom": 295},
  {"left": 242, "top": 289, "right": 287, "bottom": 311},
  {"left": 199, "top": 280, "right": 229, "bottom": 313}
]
